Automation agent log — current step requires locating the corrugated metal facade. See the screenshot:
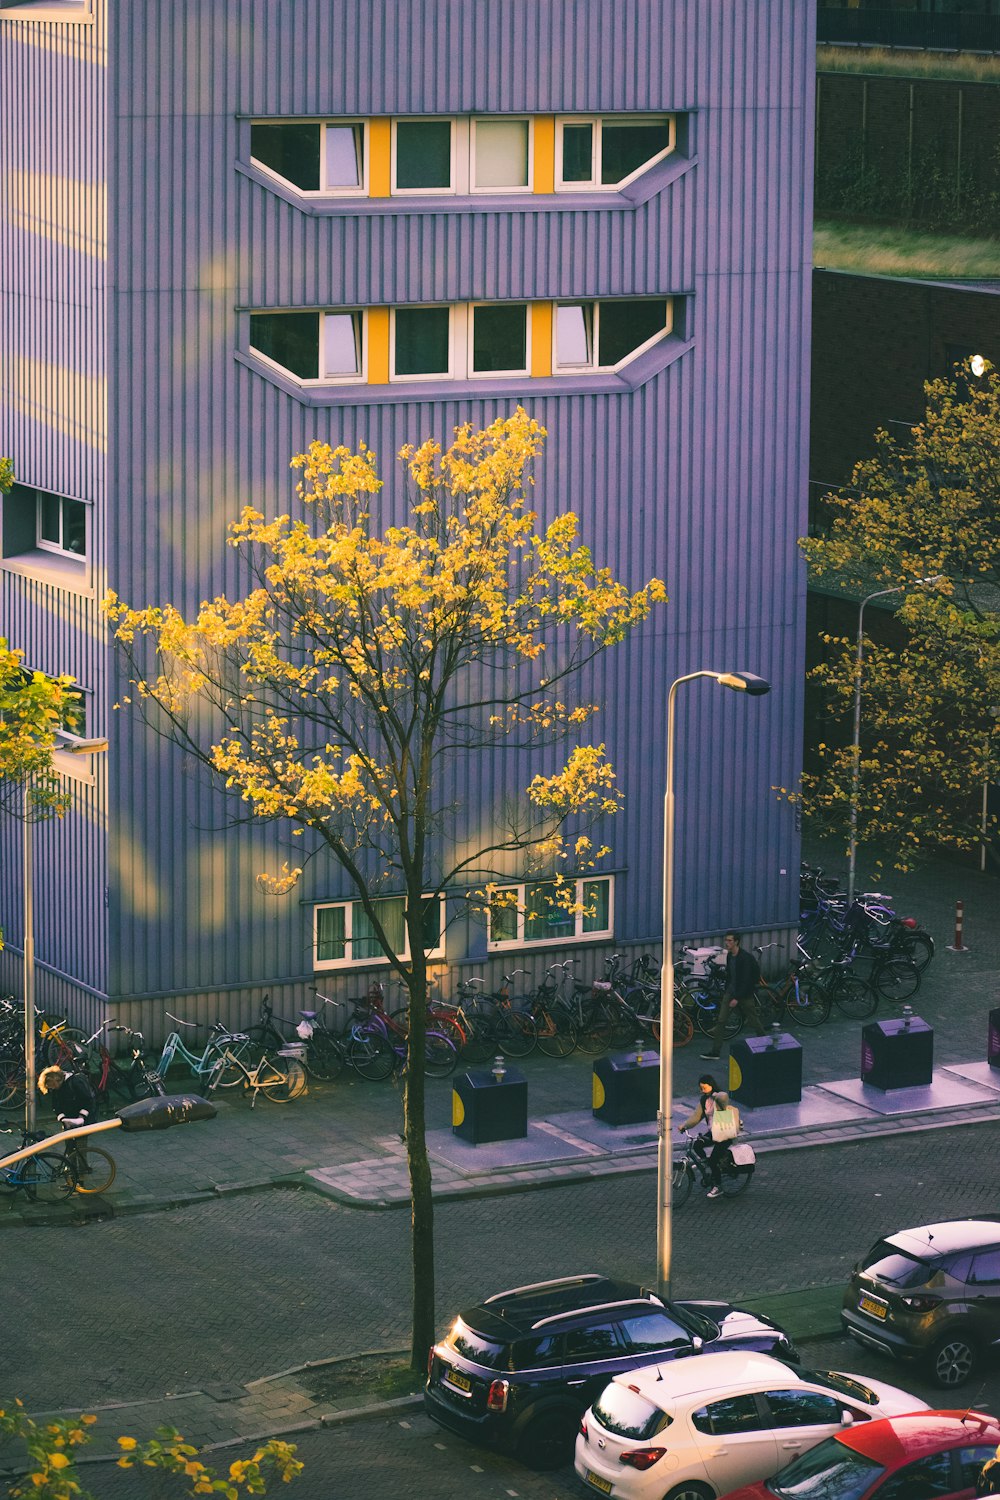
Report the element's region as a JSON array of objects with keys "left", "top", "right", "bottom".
[
  {"left": 0, "top": 1, "right": 108, "bottom": 1008},
  {"left": 3, "top": 0, "right": 813, "bottom": 1033}
]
